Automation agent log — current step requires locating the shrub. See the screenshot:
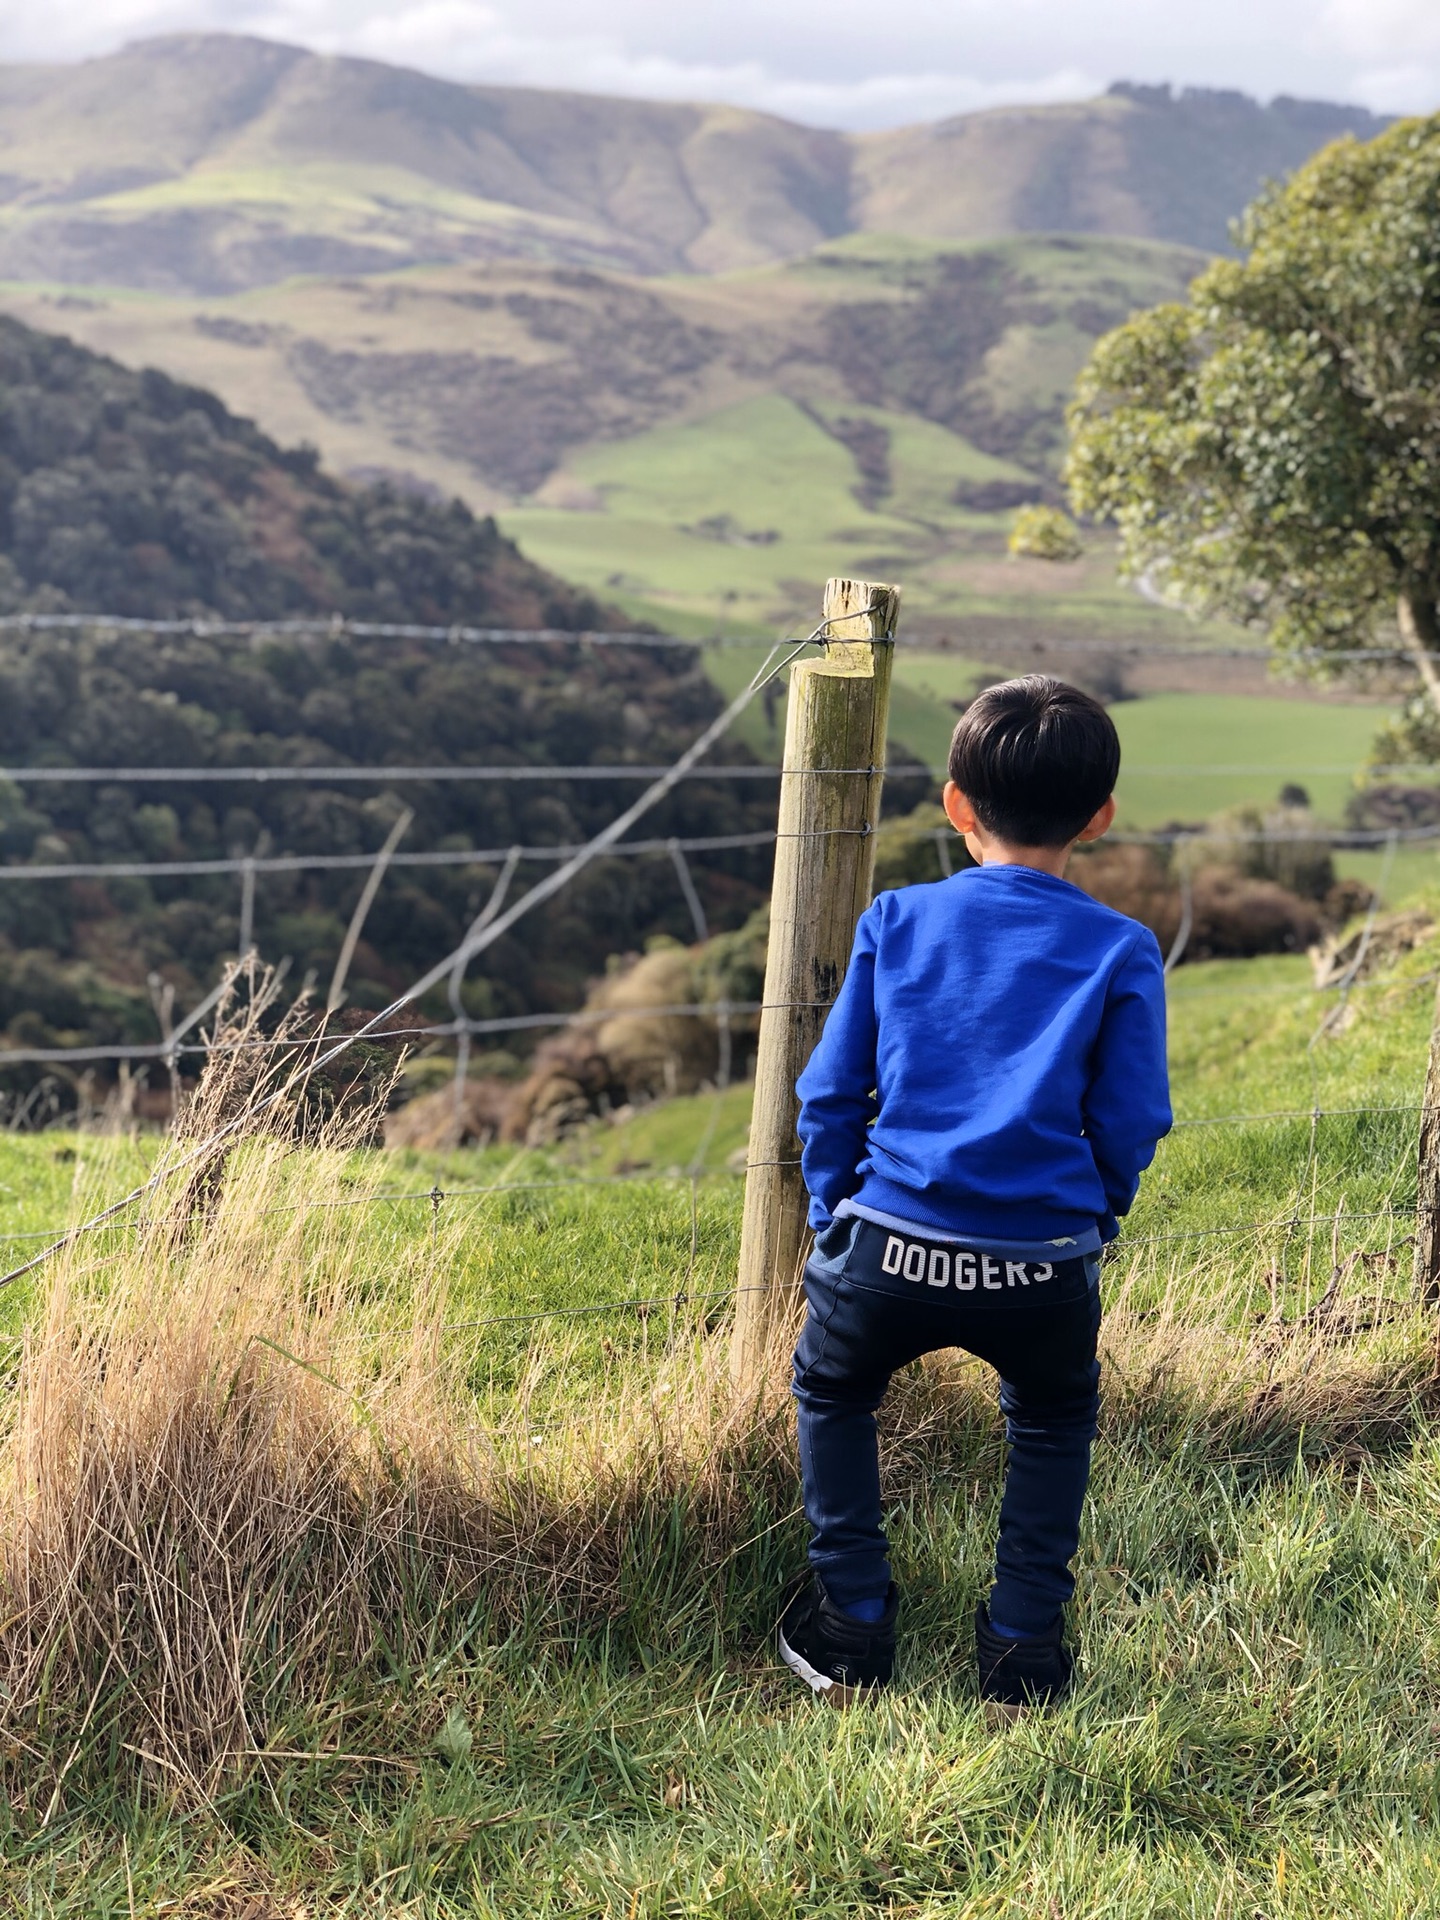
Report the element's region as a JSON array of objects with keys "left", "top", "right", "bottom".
[{"left": 1008, "top": 503, "right": 1083, "bottom": 561}]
